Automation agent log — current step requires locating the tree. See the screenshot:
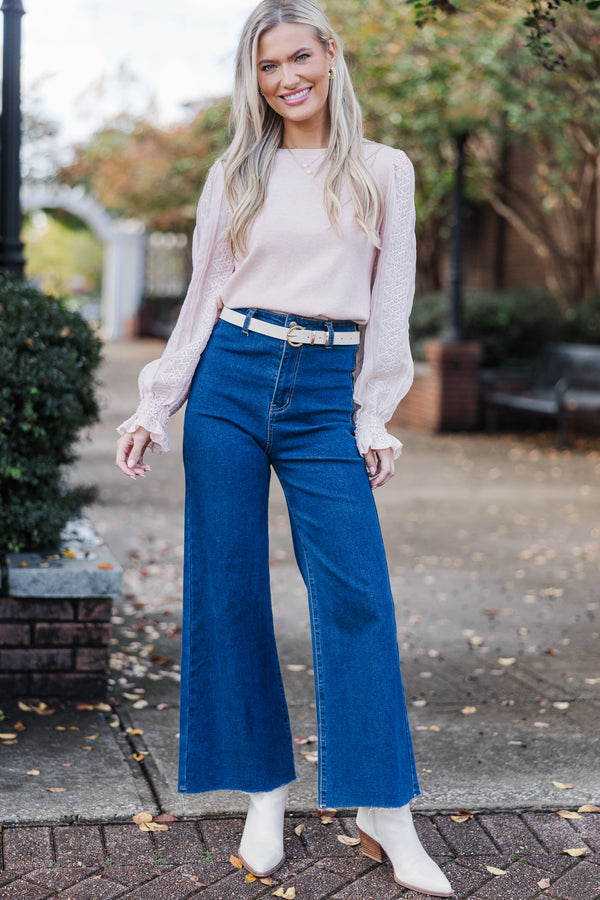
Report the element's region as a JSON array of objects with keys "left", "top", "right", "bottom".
[
  {"left": 60, "top": 99, "right": 230, "bottom": 234},
  {"left": 327, "top": 0, "right": 600, "bottom": 305},
  {"left": 407, "top": 0, "right": 600, "bottom": 67}
]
